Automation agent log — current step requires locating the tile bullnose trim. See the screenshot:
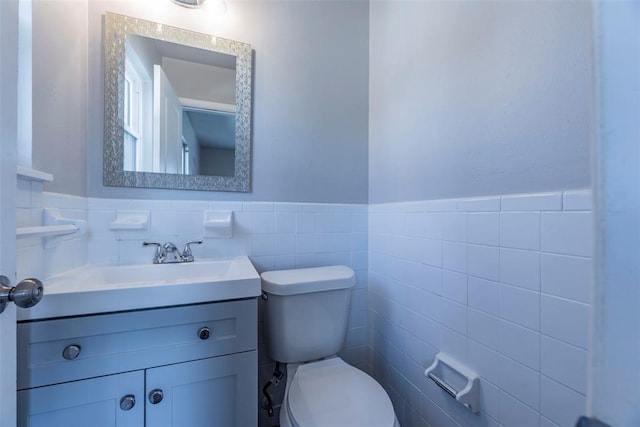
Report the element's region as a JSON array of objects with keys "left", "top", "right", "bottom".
[
  {"left": 562, "top": 190, "right": 592, "bottom": 211},
  {"left": 17, "top": 166, "right": 53, "bottom": 183},
  {"left": 368, "top": 189, "right": 592, "bottom": 213},
  {"left": 501, "top": 192, "right": 562, "bottom": 211}
]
